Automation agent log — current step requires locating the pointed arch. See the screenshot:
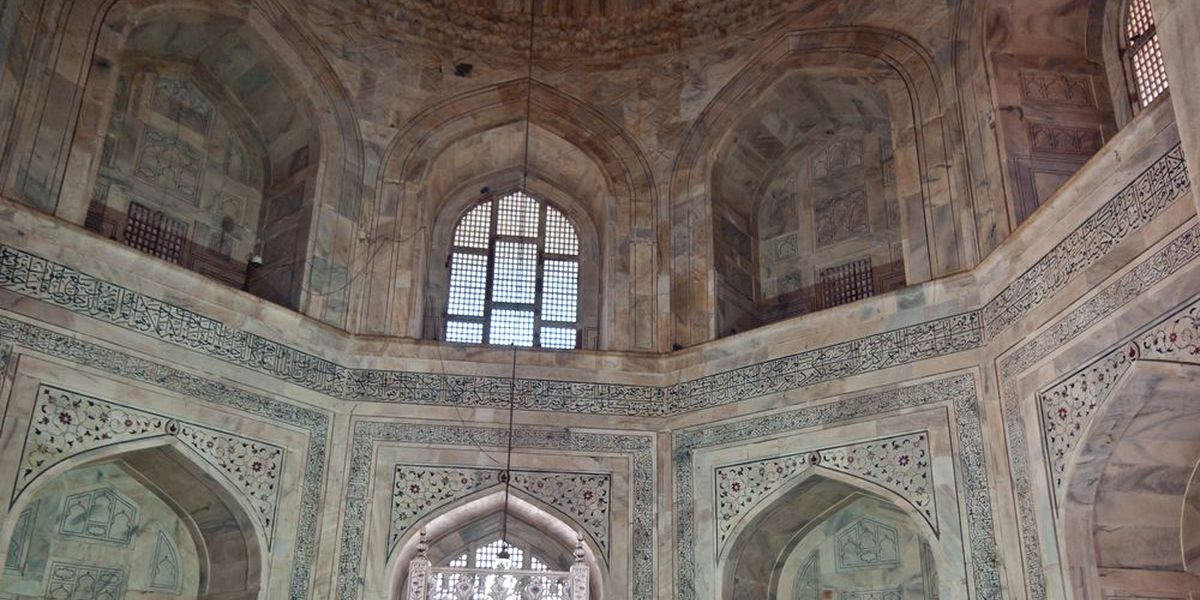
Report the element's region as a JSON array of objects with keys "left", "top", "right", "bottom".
[
  {"left": 0, "top": 0, "right": 363, "bottom": 325},
  {"left": 667, "top": 27, "right": 973, "bottom": 346},
  {"left": 718, "top": 468, "right": 952, "bottom": 600},
  {"left": 1, "top": 436, "right": 266, "bottom": 599},
  {"left": 387, "top": 487, "right": 607, "bottom": 600},
  {"left": 1060, "top": 360, "right": 1200, "bottom": 598},
  {"left": 361, "top": 79, "right": 662, "bottom": 352}
]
